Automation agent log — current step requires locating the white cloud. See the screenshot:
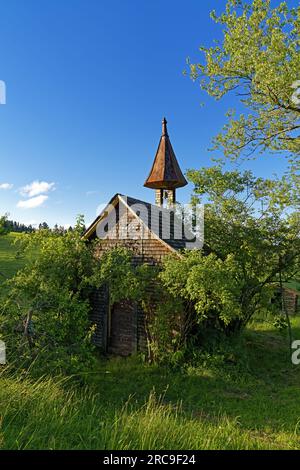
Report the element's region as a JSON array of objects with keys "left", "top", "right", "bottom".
[
  {"left": 0, "top": 183, "right": 13, "bottom": 190},
  {"left": 20, "top": 181, "right": 55, "bottom": 198},
  {"left": 17, "top": 195, "right": 48, "bottom": 209}
]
